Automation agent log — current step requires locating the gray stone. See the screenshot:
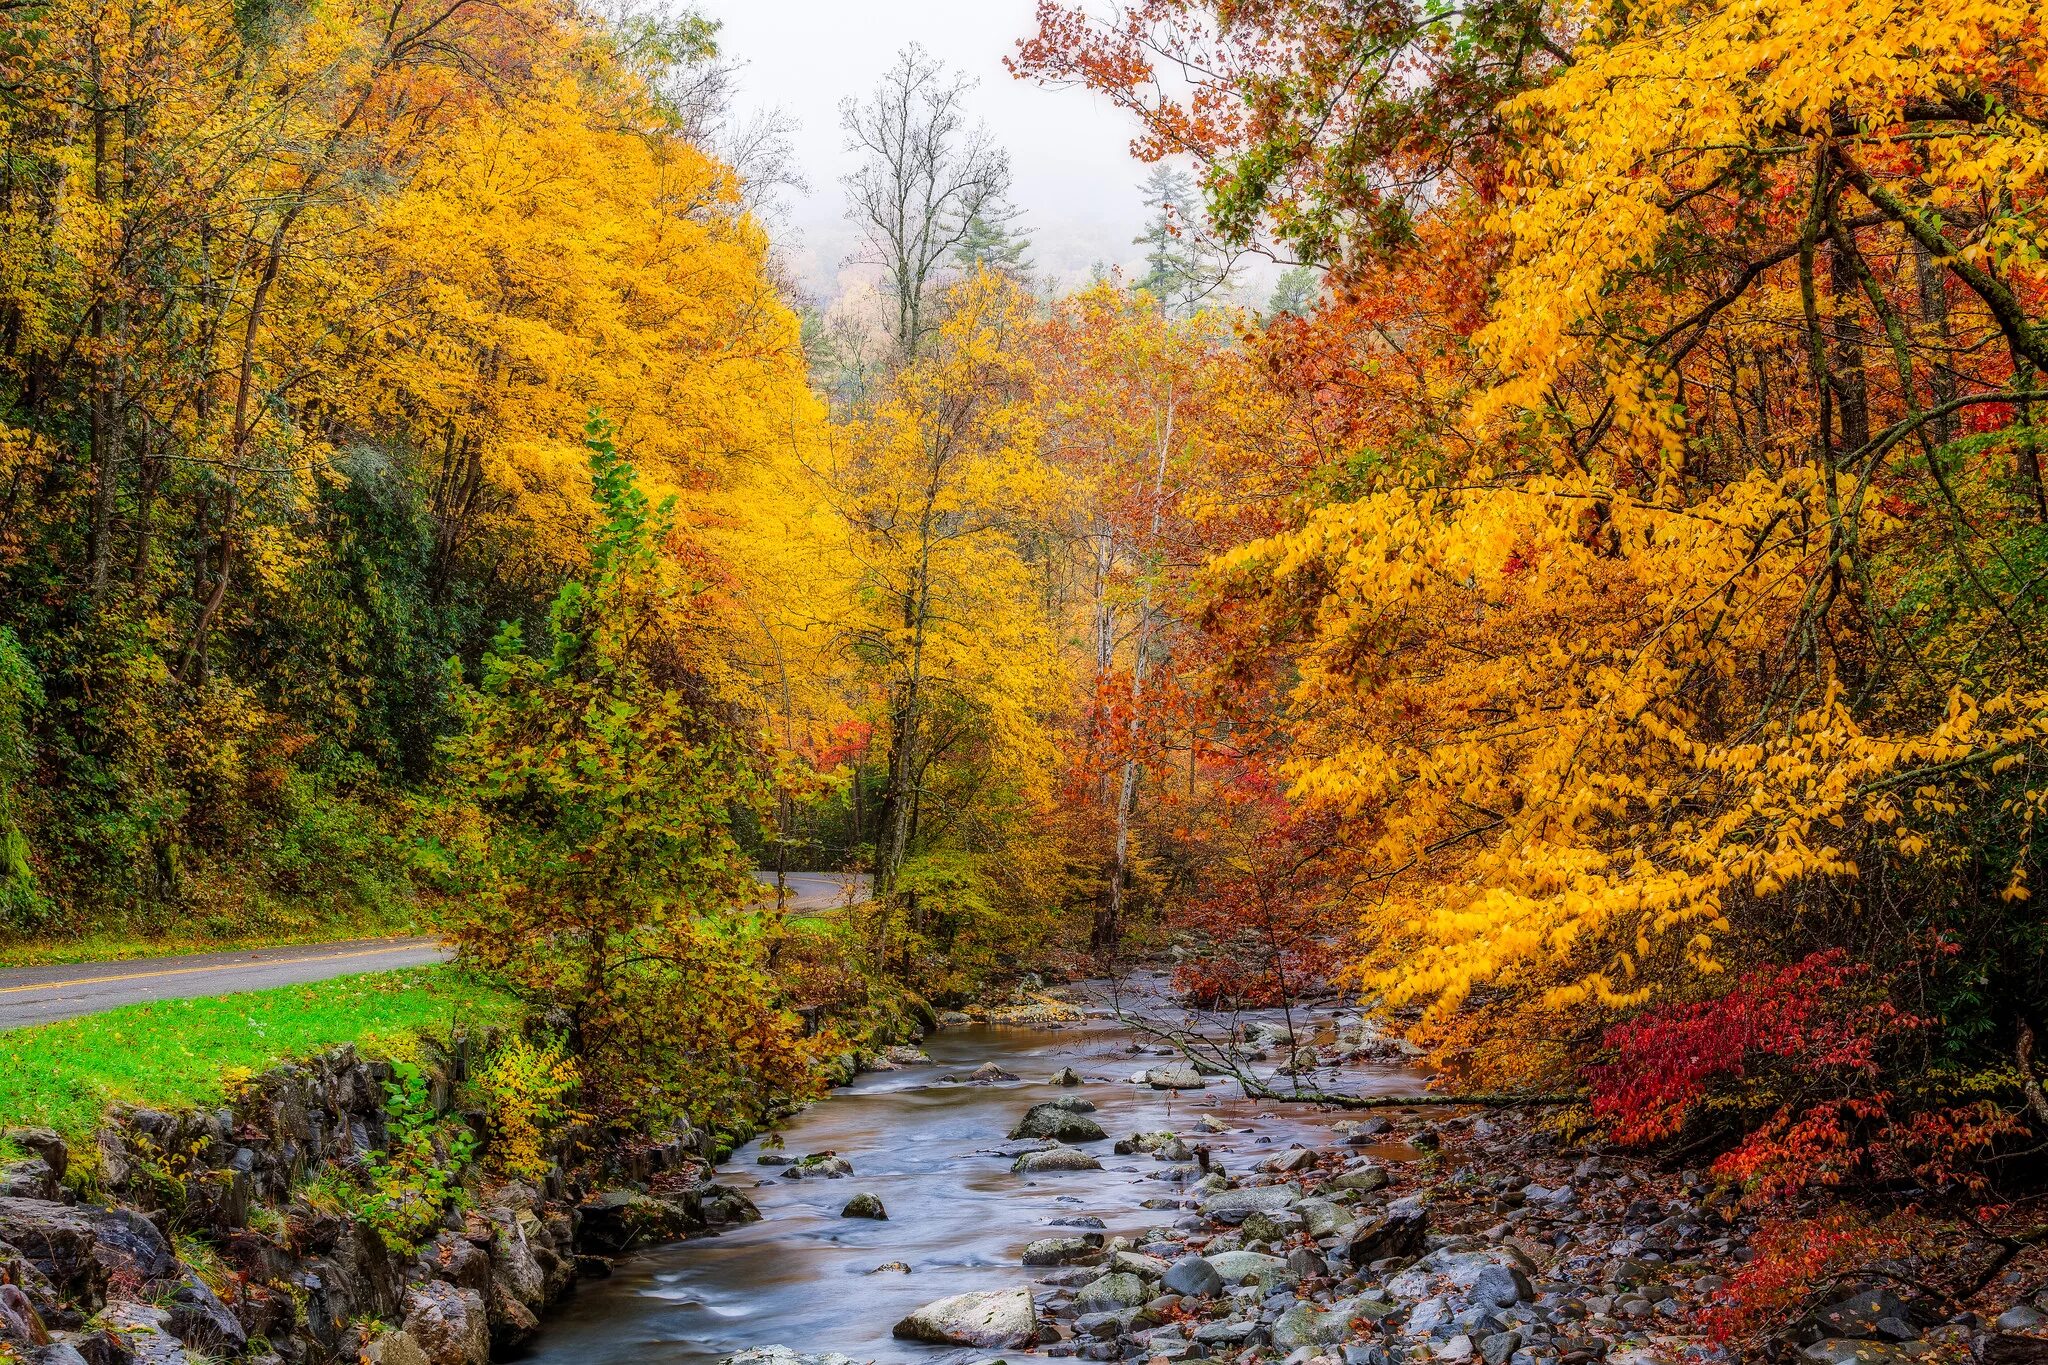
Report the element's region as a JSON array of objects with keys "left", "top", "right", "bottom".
[
  {"left": 722, "top": 1350, "right": 862, "bottom": 1365},
  {"left": 1022, "top": 1236, "right": 1100, "bottom": 1266},
  {"left": 1199, "top": 1184, "right": 1302, "bottom": 1224},
  {"left": 1205, "top": 1250, "right": 1297, "bottom": 1292},
  {"left": 1013, "top": 1145, "right": 1103, "bottom": 1174},
  {"left": 1146, "top": 1065, "right": 1205, "bottom": 1090},
  {"left": 1471, "top": 1264, "right": 1533, "bottom": 1308},
  {"left": 1998, "top": 1306, "right": 2045, "bottom": 1332},
  {"left": 892, "top": 1287, "right": 1038, "bottom": 1349},
  {"left": 1802, "top": 1341, "right": 1928, "bottom": 1365},
  {"left": 1074, "top": 1272, "right": 1150, "bottom": 1311},
  {"left": 1163, "top": 1255, "right": 1223, "bottom": 1298},
  {"left": 1331, "top": 1164, "right": 1390, "bottom": 1193},
  {"left": 402, "top": 1281, "right": 490, "bottom": 1365},
  {"left": 1010, "top": 1104, "right": 1108, "bottom": 1143}
]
